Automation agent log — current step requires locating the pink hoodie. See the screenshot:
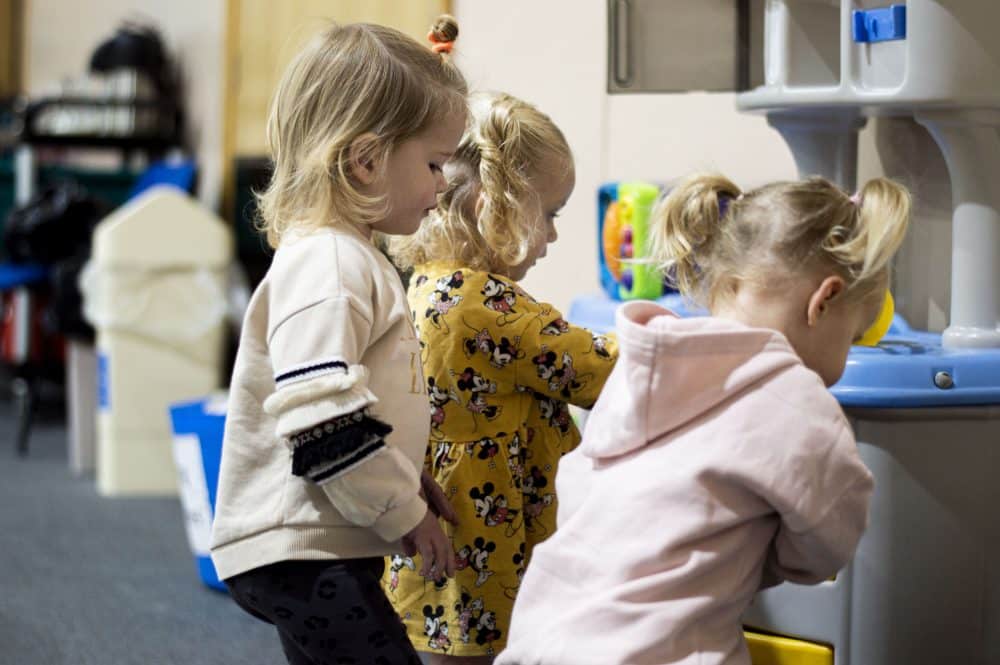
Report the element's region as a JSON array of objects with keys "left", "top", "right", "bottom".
[{"left": 496, "top": 301, "right": 873, "bottom": 665}]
